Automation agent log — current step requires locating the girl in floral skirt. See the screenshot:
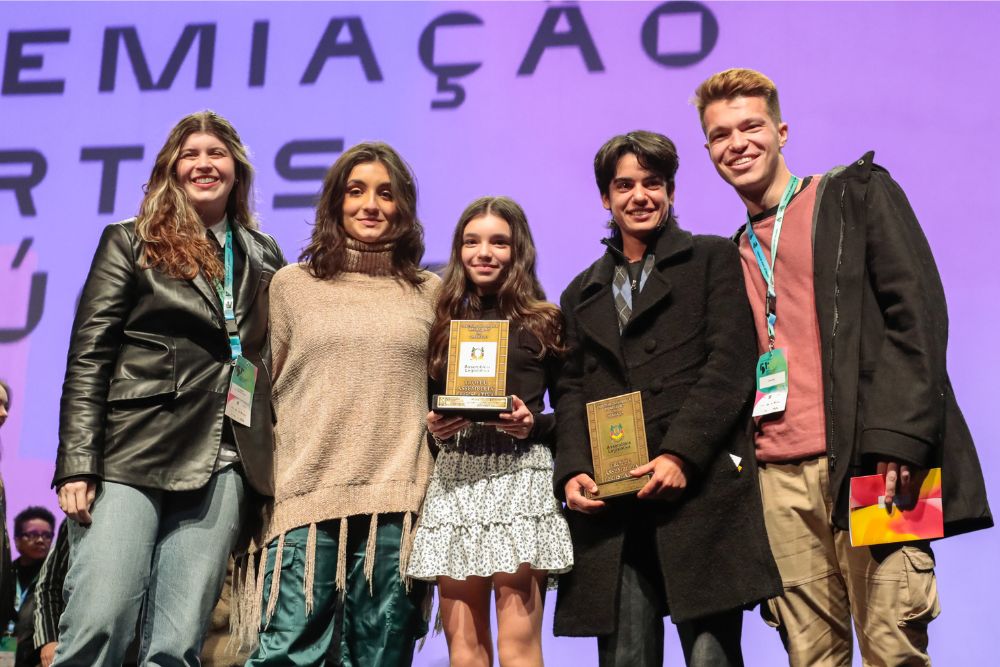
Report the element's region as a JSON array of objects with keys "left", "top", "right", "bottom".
[{"left": 407, "top": 196, "right": 573, "bottom": 666}]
